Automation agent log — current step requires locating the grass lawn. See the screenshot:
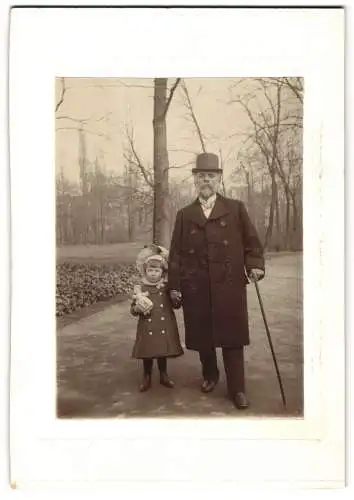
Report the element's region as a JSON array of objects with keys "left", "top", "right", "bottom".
[
  {"left": 57, "top": 242, "right": 143, "bottom": 265},
  {"left": 57, "top": 242, "right": 300, "bottom": 265}
]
